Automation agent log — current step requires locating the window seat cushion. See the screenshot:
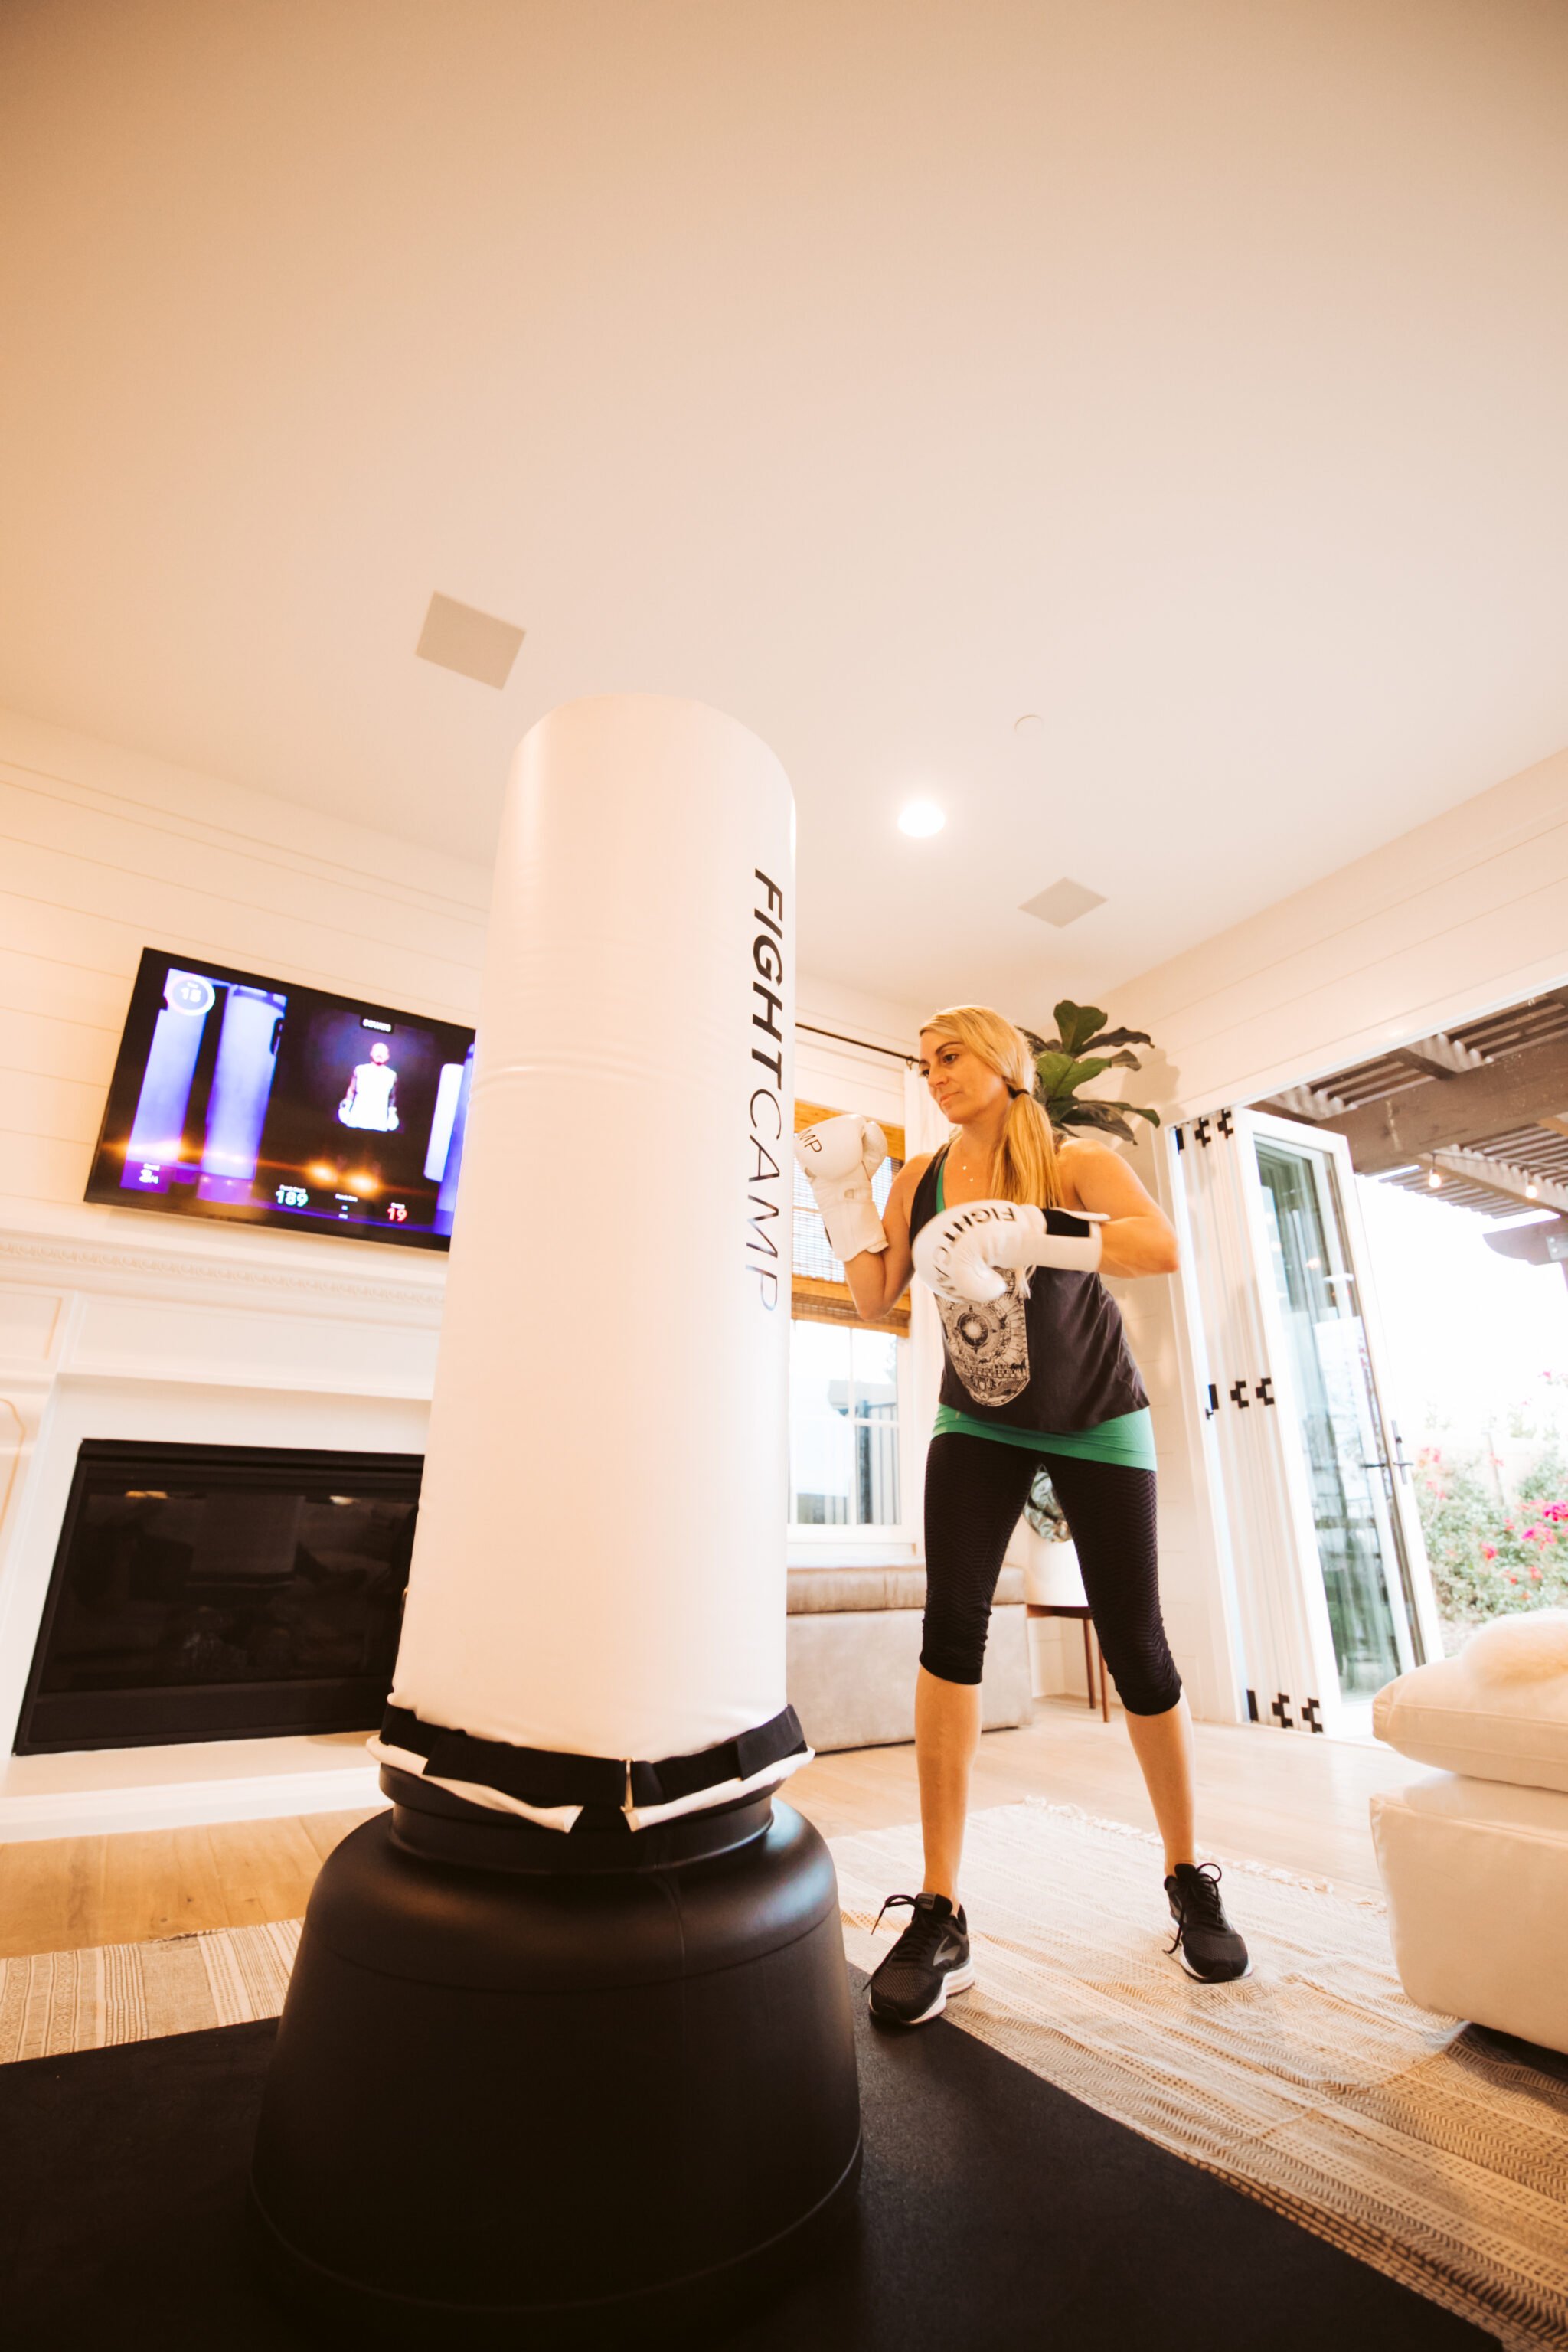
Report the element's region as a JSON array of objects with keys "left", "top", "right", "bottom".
[{"left": 787, "top": 1563, "right": 1025, "bottom": 1615}]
